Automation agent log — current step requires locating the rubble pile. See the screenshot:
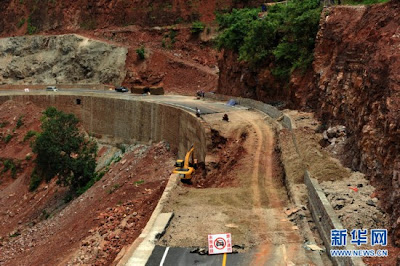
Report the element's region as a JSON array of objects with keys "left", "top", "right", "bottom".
[{"left": 320, "top": 173, "right": 389, "bottom": 231}]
